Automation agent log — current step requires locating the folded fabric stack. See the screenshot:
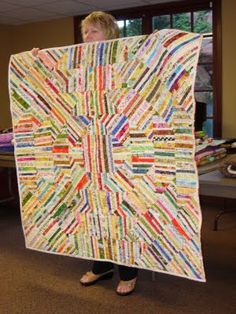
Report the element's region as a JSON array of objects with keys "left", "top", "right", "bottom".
[
  {"left": 220, "top": 139, "right": 236, "bottom": 154},
  {"left": 195, "top": 137, "right": 227, "bottom": 167},
  {"left": 196, "top": 147, "right": 226, "bottom": 166},
  {"left": 219, "top": 154, "right": 236, "bottom": 178},
  {"left": 0, "top": 129, "right": 14, "bottom": 152}
]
